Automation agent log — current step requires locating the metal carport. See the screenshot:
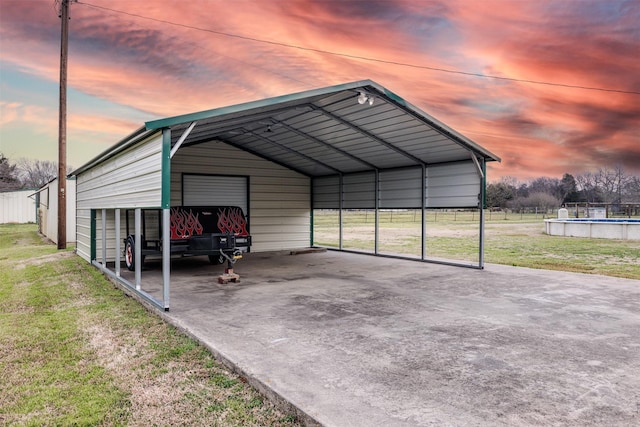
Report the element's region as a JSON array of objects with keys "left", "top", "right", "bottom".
[{"left": 70, "top": 79, "right": 500, "bottom": 310}]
